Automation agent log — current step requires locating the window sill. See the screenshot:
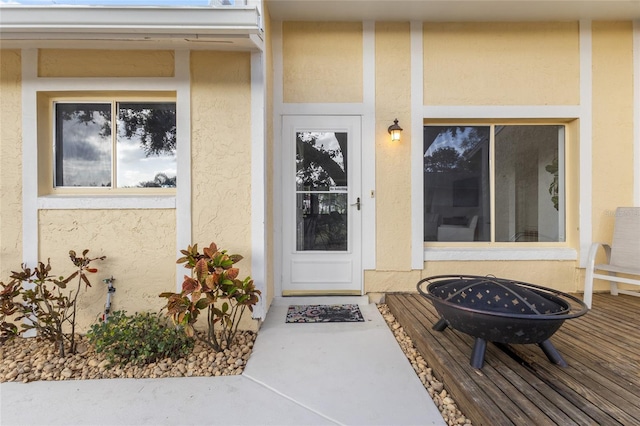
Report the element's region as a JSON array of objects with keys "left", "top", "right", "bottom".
[
  {"left": 37, "top": 195, "right": 176, "bottom": 210},
  {"left": 424, "top": 247, "right": 577, "bottom": 261}
]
